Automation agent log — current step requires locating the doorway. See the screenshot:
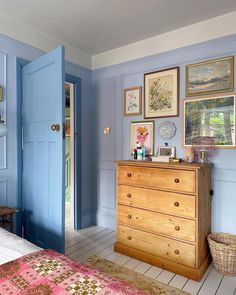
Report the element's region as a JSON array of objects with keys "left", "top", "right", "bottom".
[
  {"left": 65, "top": 82, "right": 75, "bottom": 228},
  {"left": 64, "top": 74, "right": 82, "bottom": 231}
]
